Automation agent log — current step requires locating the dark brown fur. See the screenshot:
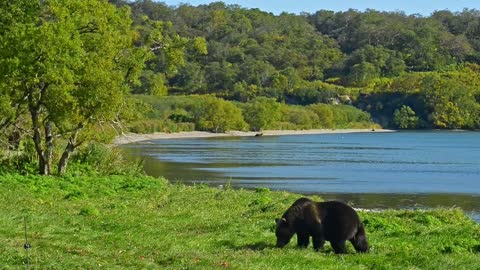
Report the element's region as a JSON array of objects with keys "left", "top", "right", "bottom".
[{"left": 275, "top": 197, "right": 369, "bottom": 254}]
